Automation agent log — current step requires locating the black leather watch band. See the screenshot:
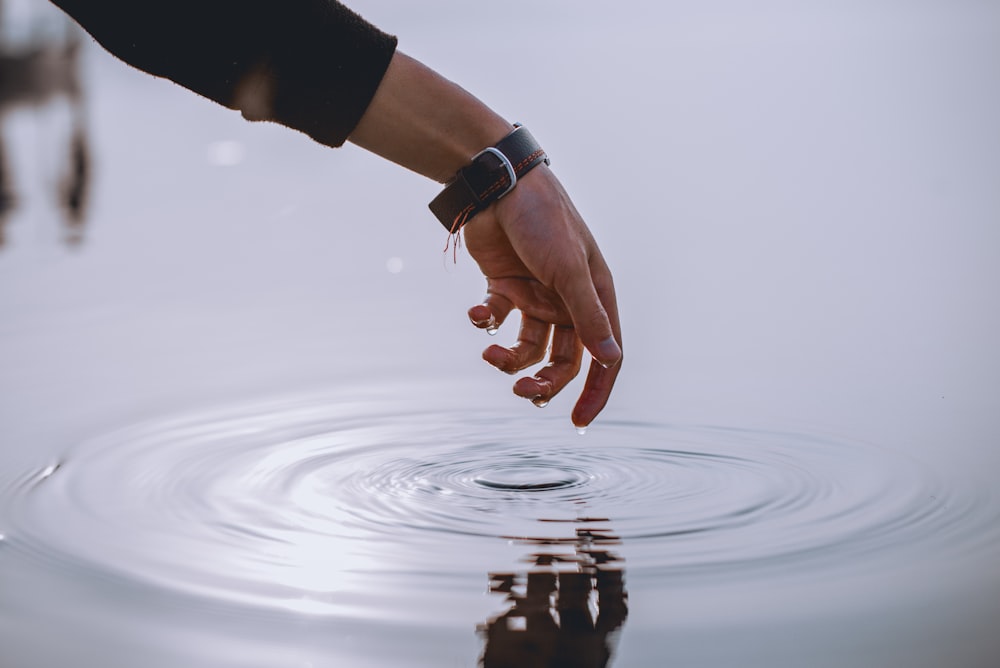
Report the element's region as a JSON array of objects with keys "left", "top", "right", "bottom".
[{"left": 429, "top": 125, "right": 549, "bottom": 232}]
